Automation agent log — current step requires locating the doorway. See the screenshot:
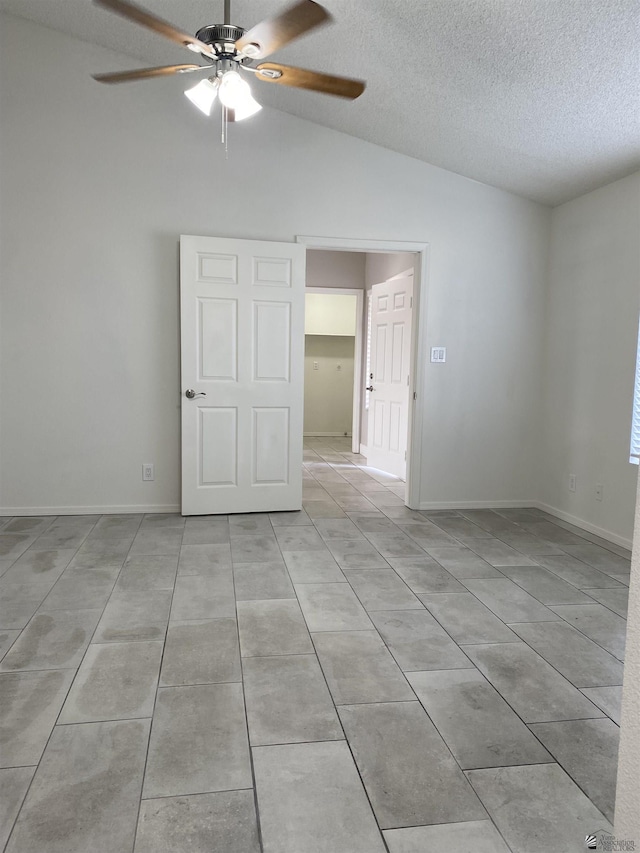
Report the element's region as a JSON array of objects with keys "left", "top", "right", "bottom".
[{"left": 299, "top": 237, "right": 429, "bottom": 511}]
